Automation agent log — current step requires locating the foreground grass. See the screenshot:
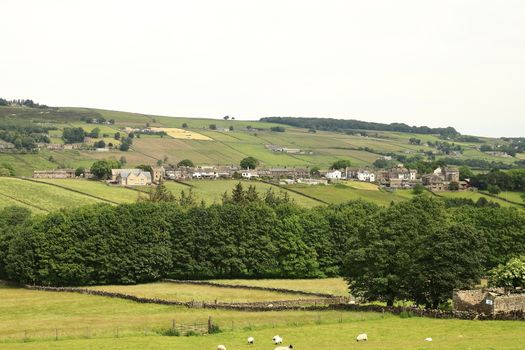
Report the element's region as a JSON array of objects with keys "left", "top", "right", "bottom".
[
  {"left": 0, "top": 282, "right": 377, "bottom": 341},
  {"left": 2, "top": 318, "right": 524, "bottom": 349},
  {"left": 86, "top": 282, "right": 319, "bottom": 303}
]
